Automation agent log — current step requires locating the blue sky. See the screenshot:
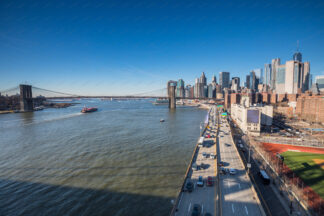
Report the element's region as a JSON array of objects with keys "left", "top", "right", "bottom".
[{"left": 1, "top": 0, "right": 324, "bottom": 96}]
